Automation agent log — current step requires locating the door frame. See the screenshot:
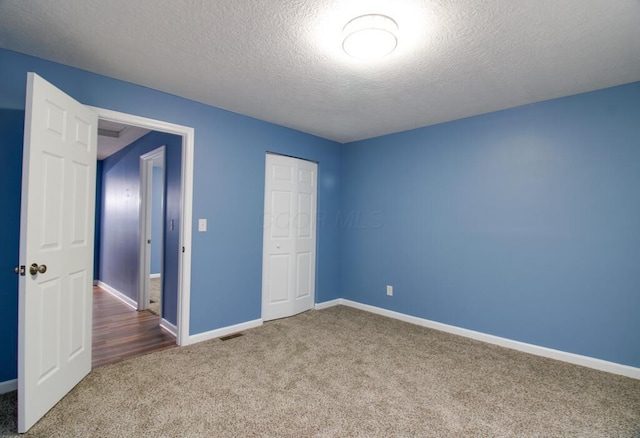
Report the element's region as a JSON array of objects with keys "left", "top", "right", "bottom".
[
  {"left": 138, "top": 146, "right": 165, "bottom": 316},
  {"left": 91, "top": 107, "right": 193, "bottom": 346}
]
